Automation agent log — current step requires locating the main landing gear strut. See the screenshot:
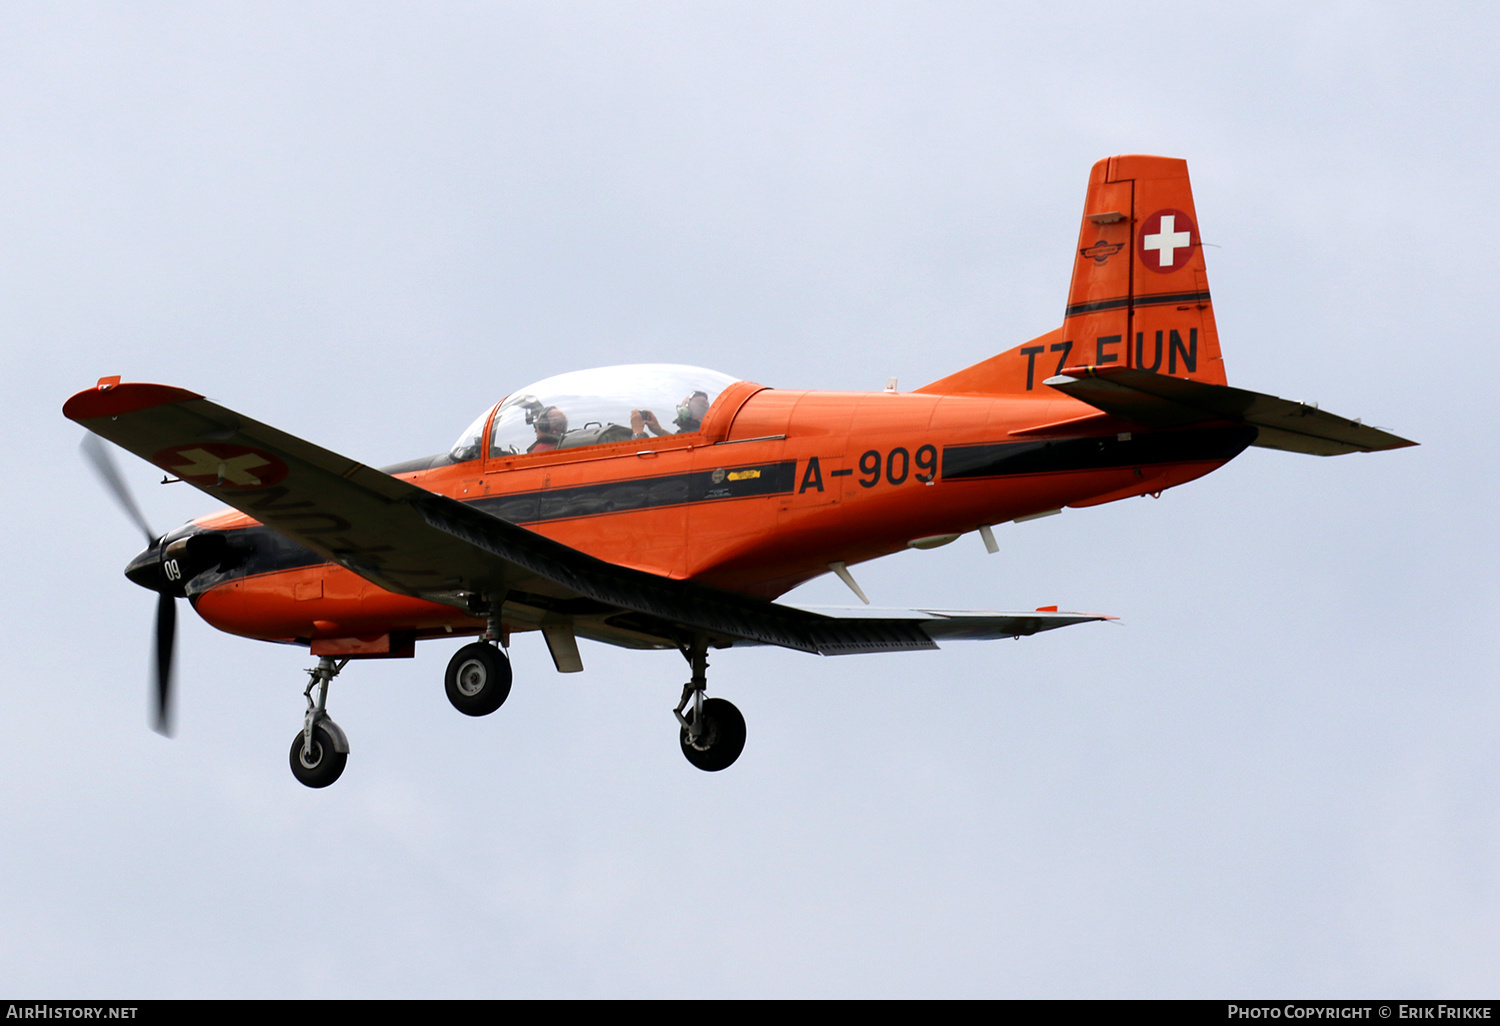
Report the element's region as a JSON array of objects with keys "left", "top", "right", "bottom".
[
  {"left": 289, "top": 656, "right": 351, "bottom": 788},
  {"left": 673, "top": 637, "right": 746, "bottom": 772}
]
